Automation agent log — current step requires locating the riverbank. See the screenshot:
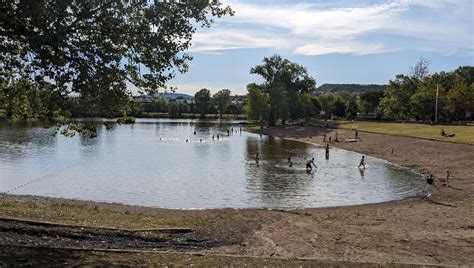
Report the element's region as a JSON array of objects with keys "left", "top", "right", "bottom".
[{"left": 1, "top": 125, "right": 473, "bottom": 266}]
